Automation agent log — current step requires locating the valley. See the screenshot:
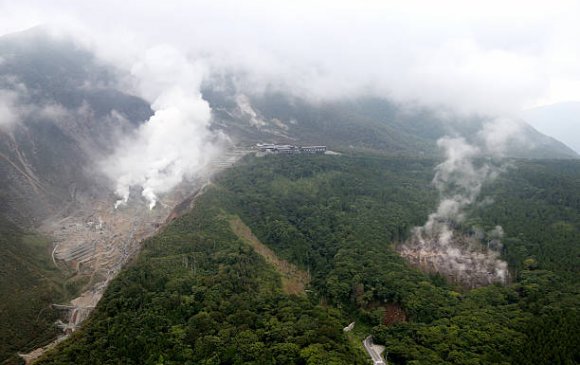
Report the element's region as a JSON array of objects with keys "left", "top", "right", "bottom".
[
  {"left": 0, "top": 24, "right": 578, "bottom": 365},
  {"left": 14, "top": 146, "right": 248, "bottom": 363},
  {"left": 31, "top": 154, "right": 580, "bottom": 364}
]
